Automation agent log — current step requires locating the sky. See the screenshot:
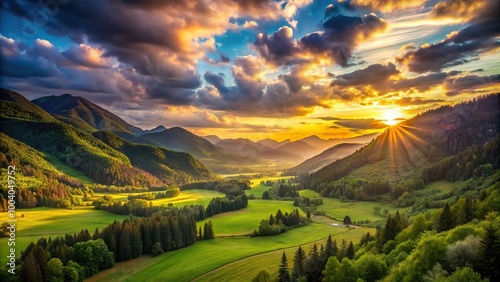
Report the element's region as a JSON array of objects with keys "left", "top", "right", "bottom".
[{"left": 1, "top": 0, "right": 499, "bottom": 141}]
